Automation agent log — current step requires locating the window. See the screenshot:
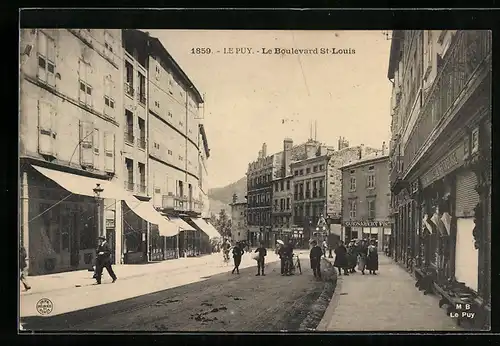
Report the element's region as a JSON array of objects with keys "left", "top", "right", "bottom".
[
  {"left": 37, "top": 100, "right": 57, "bottom": 157},
  {"left": 104, "top": 31, "right": 115, "bottom": 62},
  {"left": 37, "top": 31, "right": 56, "bottom": 87},
  {"left": 78, "top": 61, "right": 93, "bottom": 107},
  {"left": 275, "top": 183, "right": 279, "bottom": 192},
  {"left": 125, "top": 158, "right": 134, "bottom": 191},
  {"left": 103, "top": 77, "right": 115, "bottom": 117},
  {"left": 286, "top": 198, "right": 290, "bottom": 210},
  {"left": 300, "top": 169, "right": 304, "bottom": 176},
  {"left": 93, "top": 128, "right": 100, "bottom": 155},
  {"left": 349, "top": 176, "right": 356, "bottom": 191},
  {"left": 104, "top": 132, "right": 115, "bottom": 173},
  {"left": 319, "top": 164, "right": 325, "bottom": 171},
  {"left": 280, "top": 181, "right": 284, "bottom": 191},
  {"left": 124, "top": 110, "right": 134, "bottom": 144},
  {"left": 367, "top": 174, "right": 376, "bottom": 189},
  {"left": 368, "top": 165, "right": 374, "bottom": 170},
  {"left": 367, "top": 199, "right": 376, "bottom": 219},
  {"left": 138, "top": 118, "right": 146, "bottom": 149},
  {"left": 349, "top": 199, "right": 357, "bottom": 218},
  {"left": 155, "top": 62, "right": 161, "bottom": 81},
  {"left": 138, "top": 72, "right": 146, "bottom": 105},
  {"left": 138, "top": 162, "right": 146, "bottom": 193},
  {"left": 168, "top": 149, "right": 172, "bottom": 155},
  {"left": 125, "top": 61, "right": 134, "bottom": 96},
  {"left": 306, "top": 168, "right": 311, "bottom": 174},
  {"left": 274, "top": 199, "right": 278, "bottom": 211},
  {"left": 179, "top": 155, "right": 184, "bottom": 161},
  {"left": 79, "top": 120, "right": 94, "bottom": 167},
  {"left": 294, "top": 170, "right": 299, "bottom": 176}
]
